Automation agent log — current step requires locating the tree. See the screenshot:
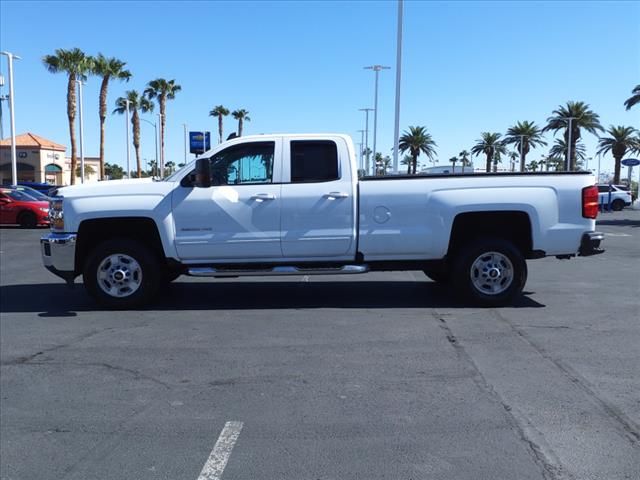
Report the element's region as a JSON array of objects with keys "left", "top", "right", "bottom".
[
  {"left": 209, "top": 105, "right": 230, "bottom": 144},
  {"left": 75, "top": 164, "right": 96, "bottom": 179},
  {"left": 42, "top": 48, "right": 92, "bottom": 185},
  {"left": 114, "top": 91, "right": 154, "bottom": 178},
  {"left": 508, "top": 150, "right": 519, "bottom": 172},
  {"left": 471, "top": 132, "right": 506, "bottom": 172},
  {"left": 104, "top": 162, "right": 124, "bottom": 179},
  {"left": 449, "top": 156, "right": 458, "bottom": 173},
  {"left": 232, "top": 109, "right": 251, "bottom": 136},
  {"left": 144, "top": 79, "right": 181, "bottom": 176},
  {"left": 91, "top": 54, "right": 131, "bottom": 180},
  {"left": 624, "top": 85, "right": 640, "bottom": 111},
  {"left": 544, "top": 101, "right": 603, "bottom": 171},
  {"left": 504, "top": 120, "right": 547, "bottom": 172},
  {"left": 398, "top": 126, "right": 437, "bottom": 175},
  {"left": 458, "top": 150, "right": 472, "bottom": 173},
  {"left": 526, "top": 160, "right": 539, "bottom": 172},
  {"left": 597, "top": 125, "right": 640, "bottom": 184},
  {"left": 549, "top": 138, "right": 586, "bottom": 170}
]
